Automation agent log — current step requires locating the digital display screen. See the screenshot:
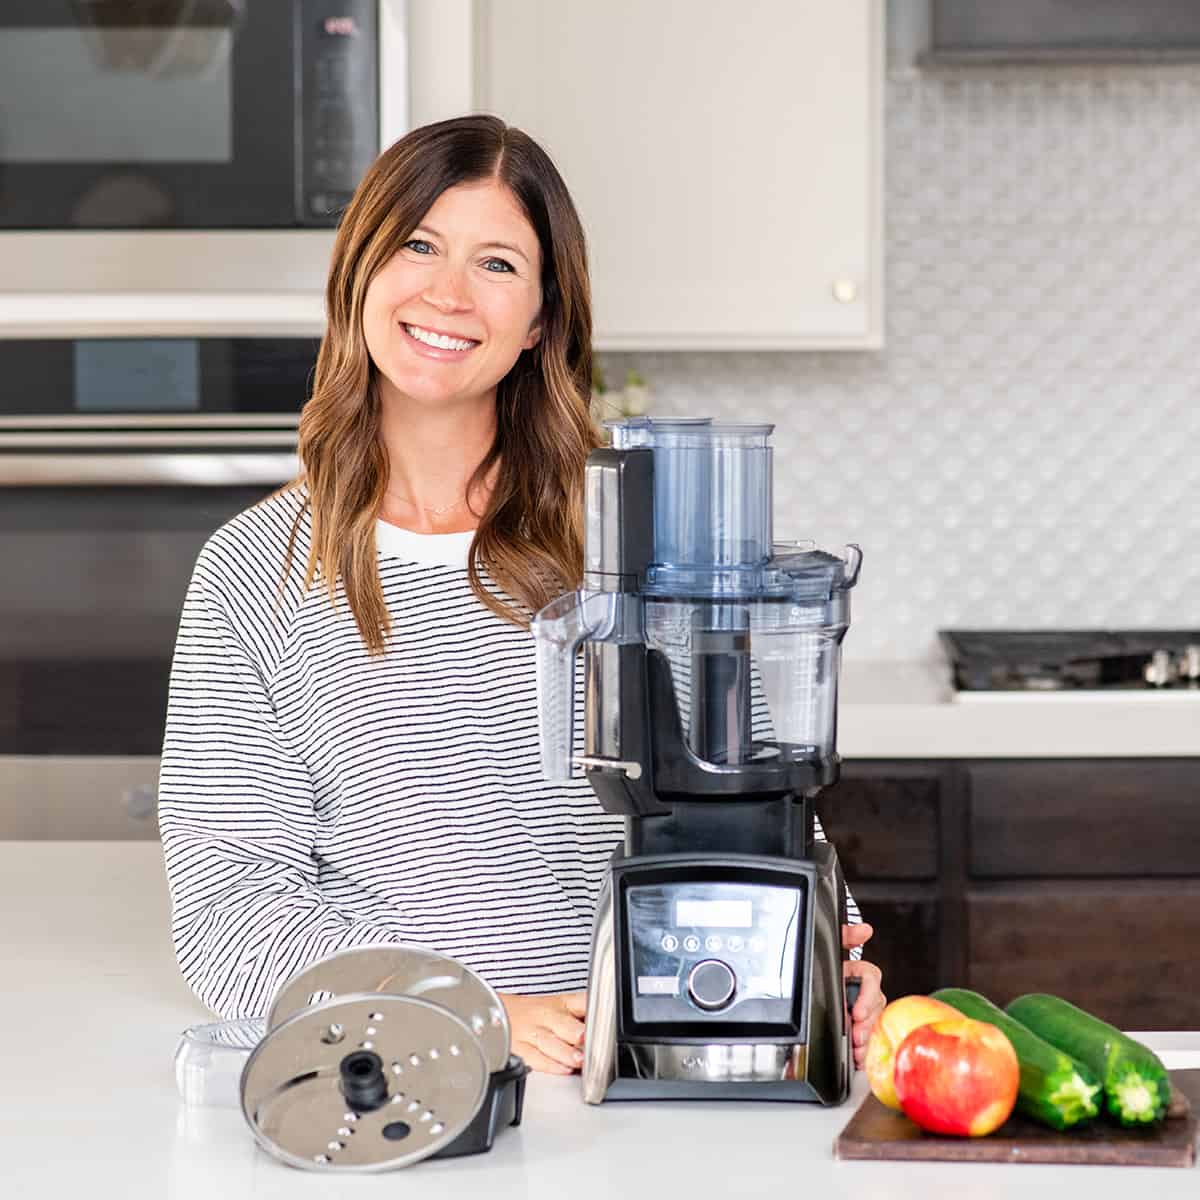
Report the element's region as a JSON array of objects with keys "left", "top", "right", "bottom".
[
  {"left": 674, "top": 899, "right": 754, "bottom": 928},
  {"left": 75, "top": 339, "right": 200, "bottom": 413}
]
